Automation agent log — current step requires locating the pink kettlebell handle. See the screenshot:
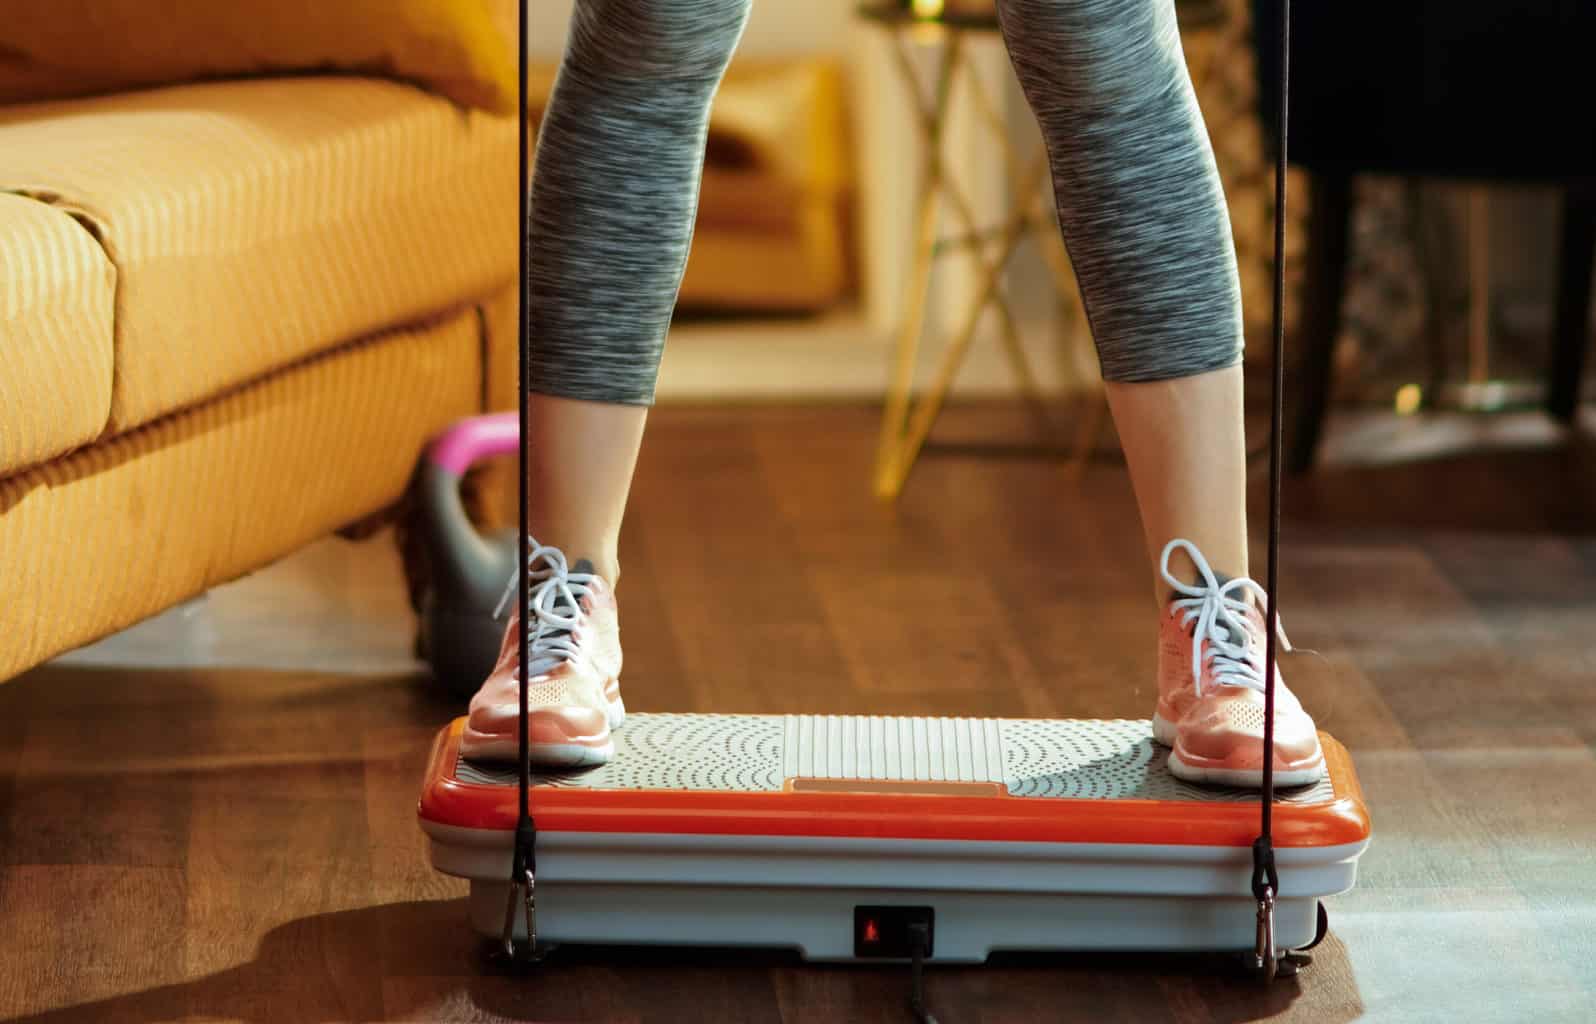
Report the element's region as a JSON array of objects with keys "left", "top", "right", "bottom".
[{"left": 428, "top": 412, "right": 520, "bottom": 476}]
